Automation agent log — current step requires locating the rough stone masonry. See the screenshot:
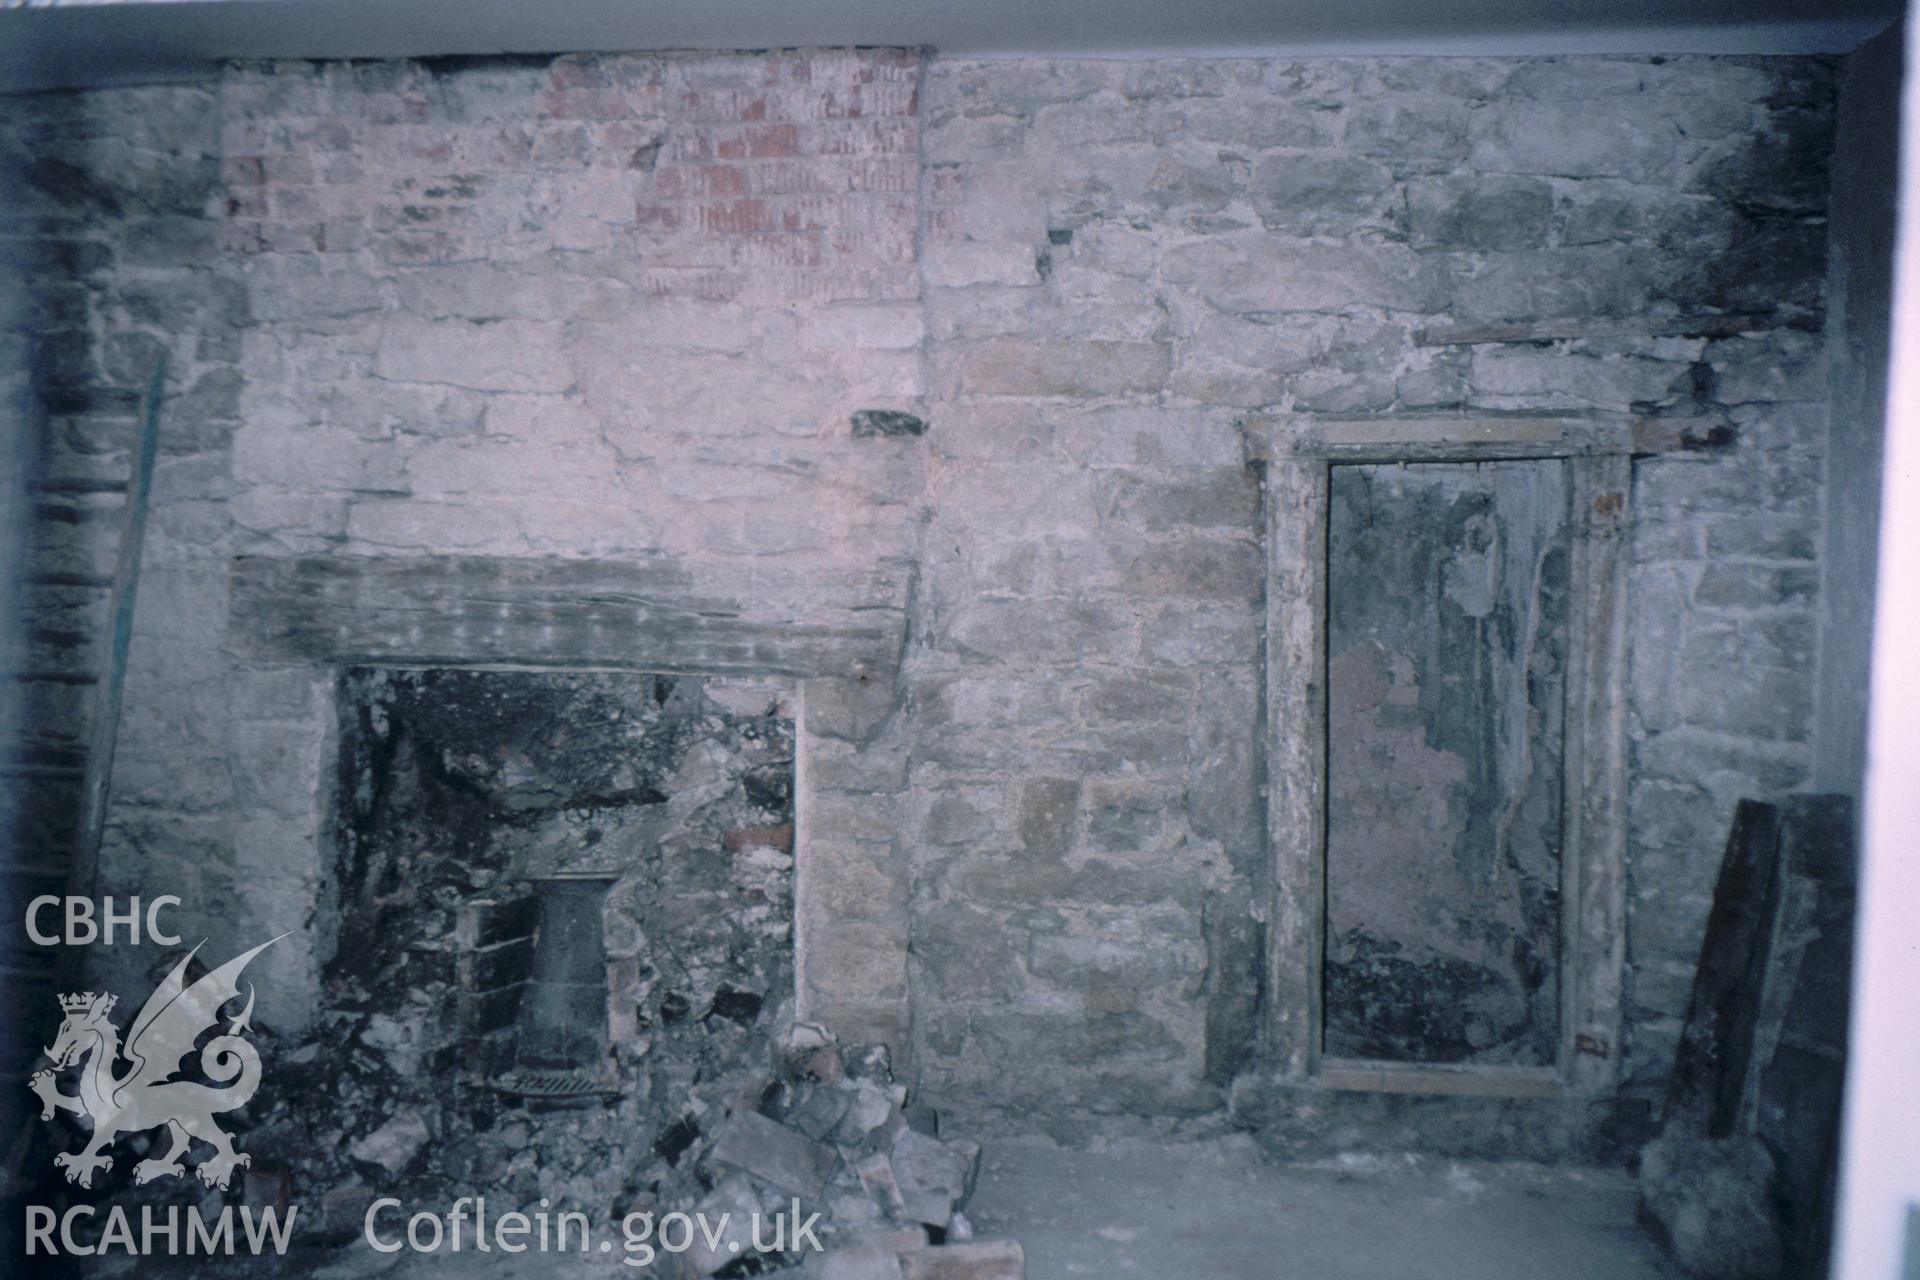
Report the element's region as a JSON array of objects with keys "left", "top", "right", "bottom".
[{"left": 0, "top": 48, "right": 1834, "bottom": 1152}]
